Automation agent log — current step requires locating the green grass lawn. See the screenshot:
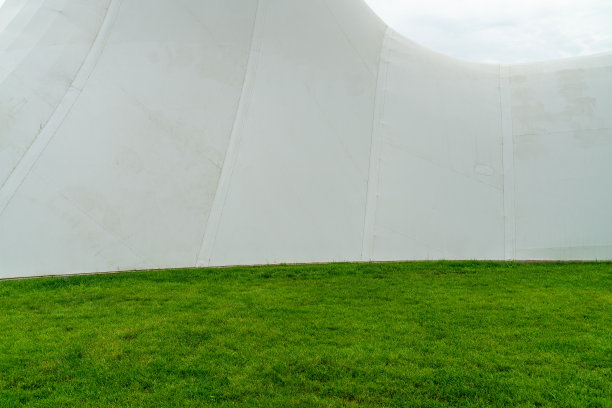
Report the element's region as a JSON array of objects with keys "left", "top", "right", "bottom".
[{"left": 0, "top": 262, "right": 610, "bottom": 407}]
